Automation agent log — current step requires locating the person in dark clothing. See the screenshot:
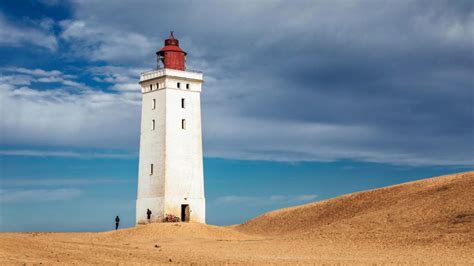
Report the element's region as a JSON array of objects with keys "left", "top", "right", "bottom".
[
  {"left": 147, "top": 209, "right": 152, "bottom": 221},
  {"left": 115, "top": 216, "right": 120, "bottom": 230}
]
